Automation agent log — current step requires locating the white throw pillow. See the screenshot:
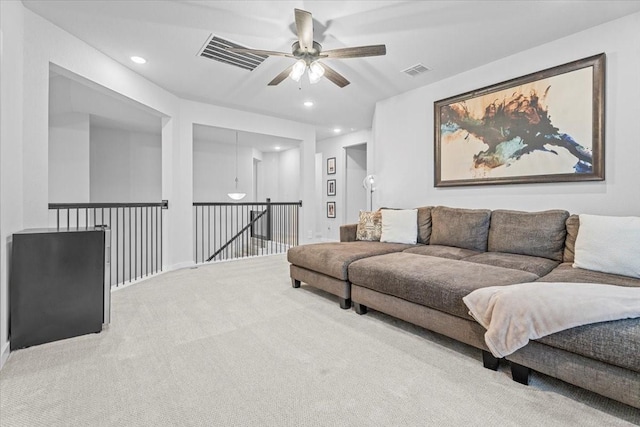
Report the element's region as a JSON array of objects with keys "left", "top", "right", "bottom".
[
  {"left": 573, "top": 214, "right": 640, "bottom": 278},
  {"left": 380, "top": 209, "right": 418, "bottom": 244}
]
